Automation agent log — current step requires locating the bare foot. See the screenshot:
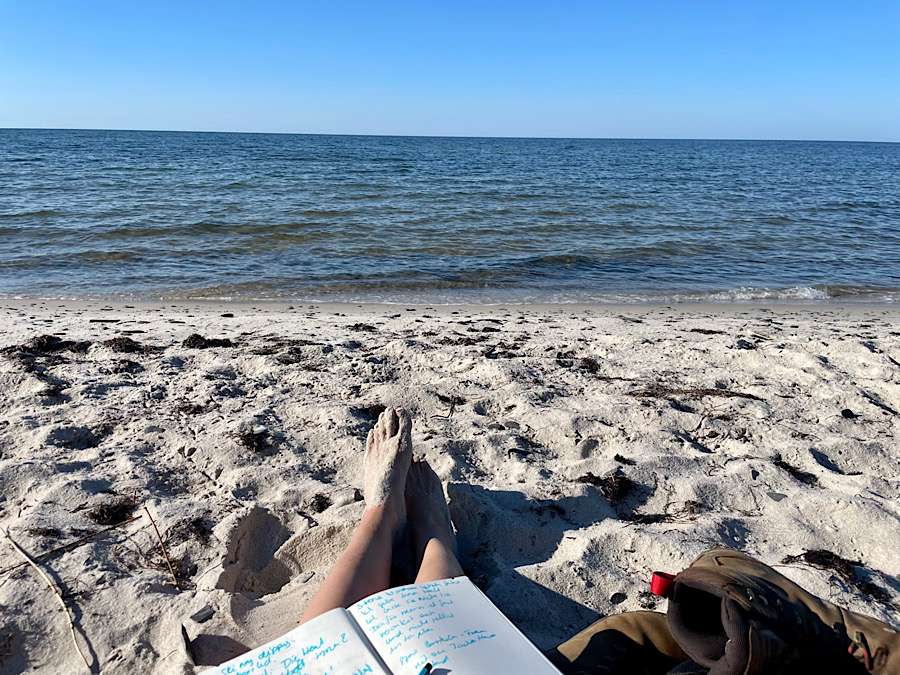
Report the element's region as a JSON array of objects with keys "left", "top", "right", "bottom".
[
  {"left": 363, "top": 407, "right": 412, "bottom": 533},
  {"left": 405, "top": 459, "right": 457, "bottom": 556}
]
